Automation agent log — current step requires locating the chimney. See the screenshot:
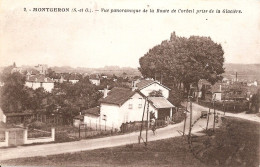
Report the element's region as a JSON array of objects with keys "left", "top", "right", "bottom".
[
  {"left": 132, "top": 81, "right": 137, "bottom": 91},
  {"left": 104, "top": 87, "right": 108, "bottom": 98},
  {"left": 219, "top": 85, "right": 222, "bottom": 92}
]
